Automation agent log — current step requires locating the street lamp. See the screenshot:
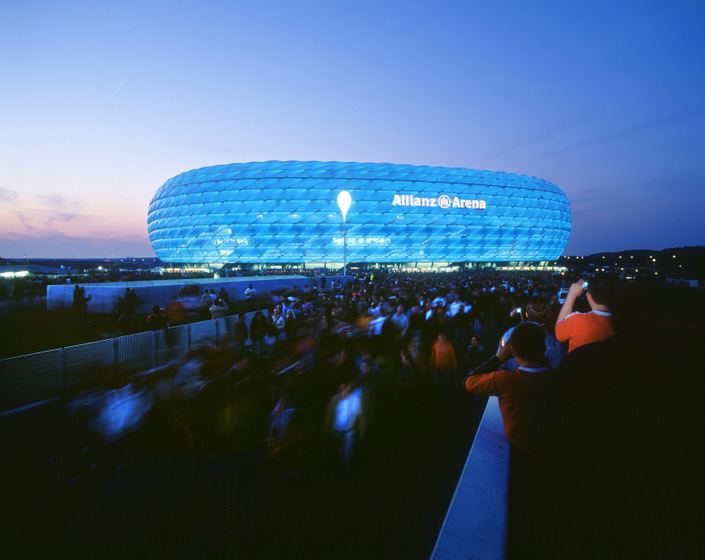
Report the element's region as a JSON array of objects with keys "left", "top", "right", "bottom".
[{"left": 337, "top": 191, "right": 352, "bottom": 276}]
